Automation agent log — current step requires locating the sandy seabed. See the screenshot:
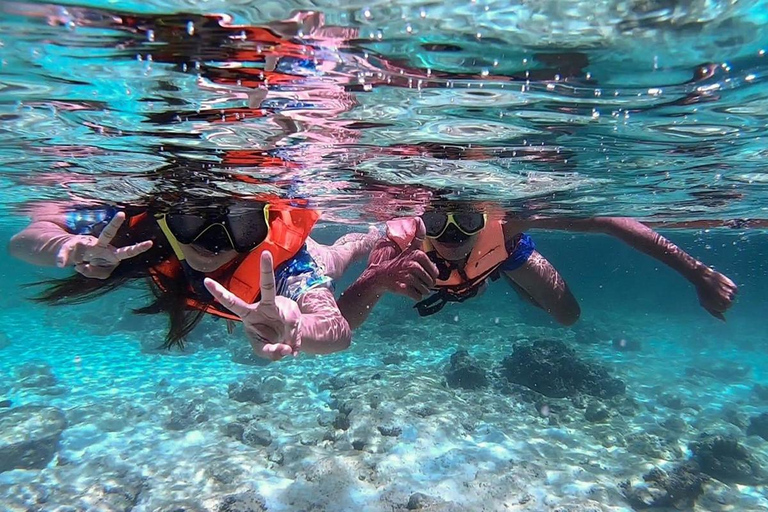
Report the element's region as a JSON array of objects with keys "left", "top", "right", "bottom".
[{"left": 0, "top": 301, "right": 767, "bottom": 512}]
